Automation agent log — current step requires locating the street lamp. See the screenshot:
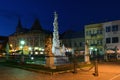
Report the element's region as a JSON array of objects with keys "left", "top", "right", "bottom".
[
  {"left": 20, "top": 40, "right": 25, "bottom": 63},
  {"left": 20, "top": 40, "right": 25, "bottom": 46},
  {"left": 93, "top": 48, "right": 99, "bottom": 76},
  {"left": 90, "top": 47, "right": 93, "bottom": 50},
  {"left": 73, "top": 52, "right": 78, "bottom": 73},
  {"left": 20, "top": 40, "right": 25, "bottom": 54},
  {"left": 29, "top": 47, "right": 32, "bottom": 51},
  {"left": 90, "top": 47, "right": 94, "bottom": 59}
]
